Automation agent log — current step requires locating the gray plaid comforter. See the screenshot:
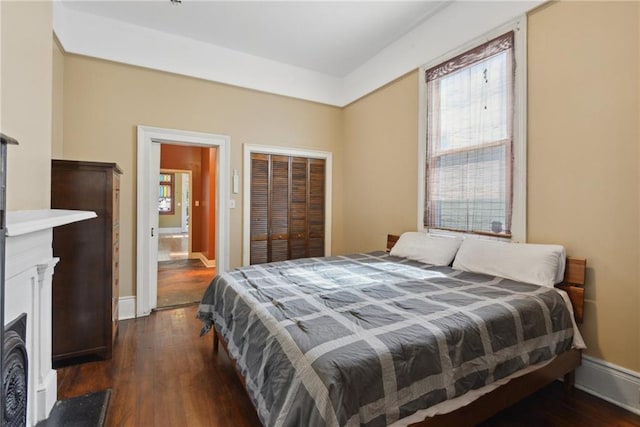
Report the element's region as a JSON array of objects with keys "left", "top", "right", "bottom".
[{"left": 196, "top": 252, "right": 574, "bottom": 427}]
